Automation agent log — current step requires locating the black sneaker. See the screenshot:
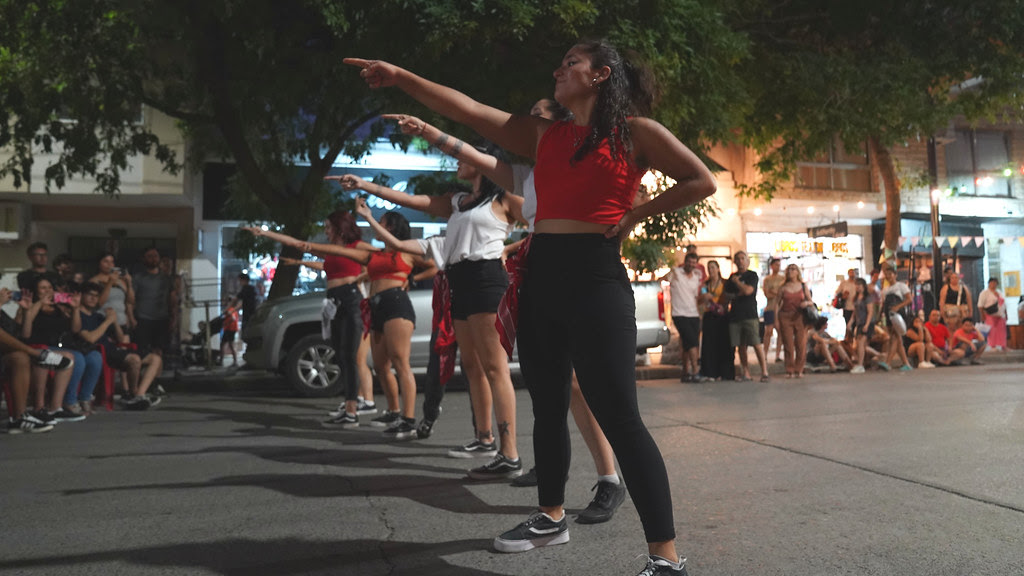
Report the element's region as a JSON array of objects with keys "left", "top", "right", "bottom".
[
  {"left": 8, "top": 414, "right": 54, "bottom": 434},
  {"left": 416, "top": 418, "right": 436, "bottom": 439},
  {"left": 323, "top": 412, "right": 359, "bottom": 429},
  {"left": 382, "top": 417, "right": 417, "bottom": 440},
  {"left": 33, "top": 409, "right": 57, "bottom": 426},
  {"left": 510, "top": 466, "right": 538, "bottom": 487},
  {"left": 370, "top": 410, "right": 401, "bottom": 428},
  {"left": 51, "top": 407, "right": 86, "bottom": 422},
  {"left": 576, "top": 480, "right": 627, "bottom": 524},
  {"left": 493, "top": 511, "right": 569, "bottom": 553},
  {"left": 35, "top": 349, "right": 72, "bottom": 370},
  {"left": 468, "top": 453, "right": 523, "bottom": 480},
  {"left": 123, "top": 396, "right": 152, "bottom": 411},
  {"left": 146, "top": 395, "right": 162, "bottom": 408},
  {"left": 356, "top": 397, "right": 378, "bottom": 415},
  {"left": 636, "top": 555, "right": 688, "bottom": 576},
  {"left": 447, "top": 438, "right": 498, "bottom": 459}
]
